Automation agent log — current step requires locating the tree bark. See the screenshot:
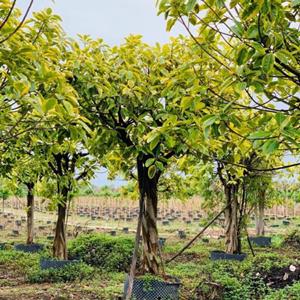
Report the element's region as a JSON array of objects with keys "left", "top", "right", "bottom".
[
  {"left": 26, "top": 183, "right": 34, "bottom": 245},
  {"left": 255, "top": 192, "right": 265, "bottom": 236},
  {"left": 53, "top": 194, "right": 68, "bottom": 259},
  {"left": 137, "top": 158, "right": 160, "bottom": 274},
  {"left": 224, "top": 184, "right": 241, "bottom": 254}
]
